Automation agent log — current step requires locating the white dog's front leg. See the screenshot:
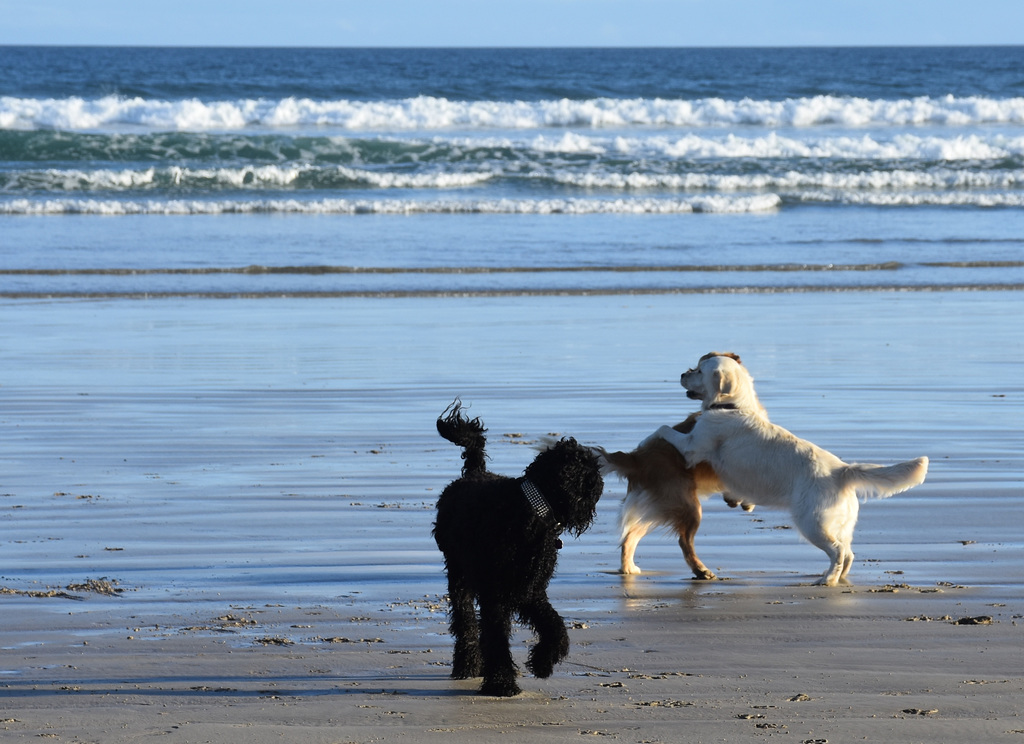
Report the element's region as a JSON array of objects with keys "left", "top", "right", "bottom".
[
  {"left": 637, "top": 425, "right": 673, "bottom": 449},
  {"left": 653, "top": 424, "right": 696, "bottom": 460}
]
